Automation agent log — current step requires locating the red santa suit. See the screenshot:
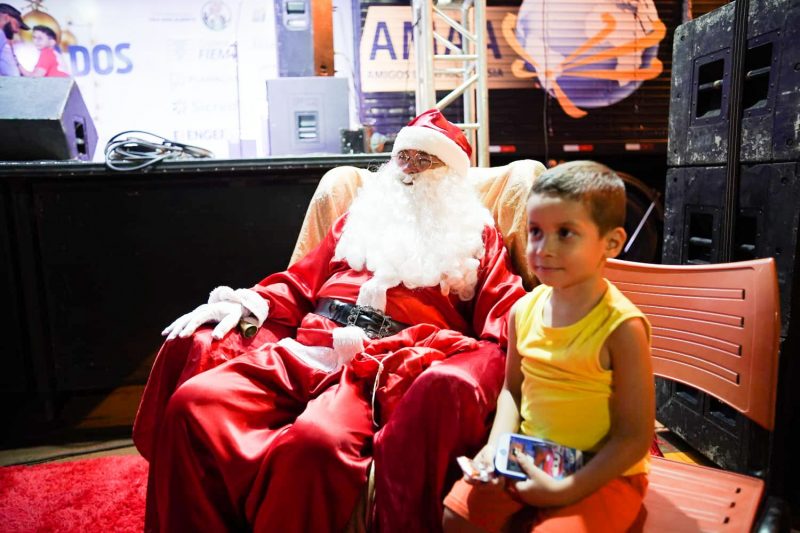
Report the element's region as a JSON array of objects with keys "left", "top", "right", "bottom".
[{"left": 133, "top": 109, "right": 526, "bottom": 532}]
